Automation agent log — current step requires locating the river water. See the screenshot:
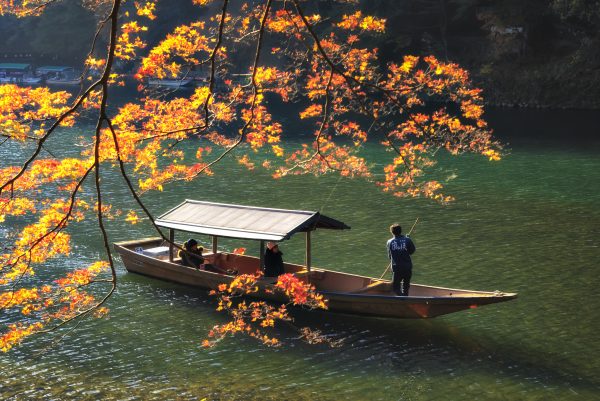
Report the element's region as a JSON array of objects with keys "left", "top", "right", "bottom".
[{"left": 1, "top": 107, "right": 599, "bottom": 400}]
